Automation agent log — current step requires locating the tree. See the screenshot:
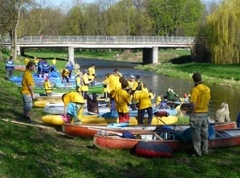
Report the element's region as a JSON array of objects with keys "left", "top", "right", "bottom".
[
  {"left": 206, "top": 0, "right": 240, "bottom": 64},
  {"left": 146, "top": 0, "right": 204, "bottom": 36}
]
